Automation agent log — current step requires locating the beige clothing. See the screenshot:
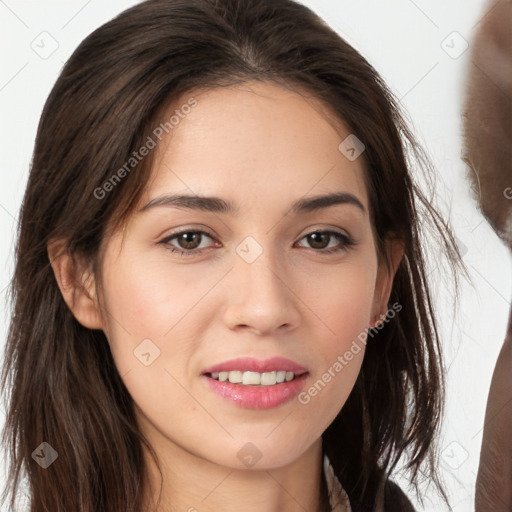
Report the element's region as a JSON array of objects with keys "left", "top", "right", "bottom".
[{"left": 323, "top": 453, "right": 352, "bottom": 512}]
